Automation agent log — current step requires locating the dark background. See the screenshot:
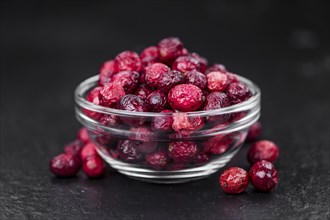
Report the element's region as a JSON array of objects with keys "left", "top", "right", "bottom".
[{"left": 0, "top": 0, "right": 329, "bottom": 219}]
